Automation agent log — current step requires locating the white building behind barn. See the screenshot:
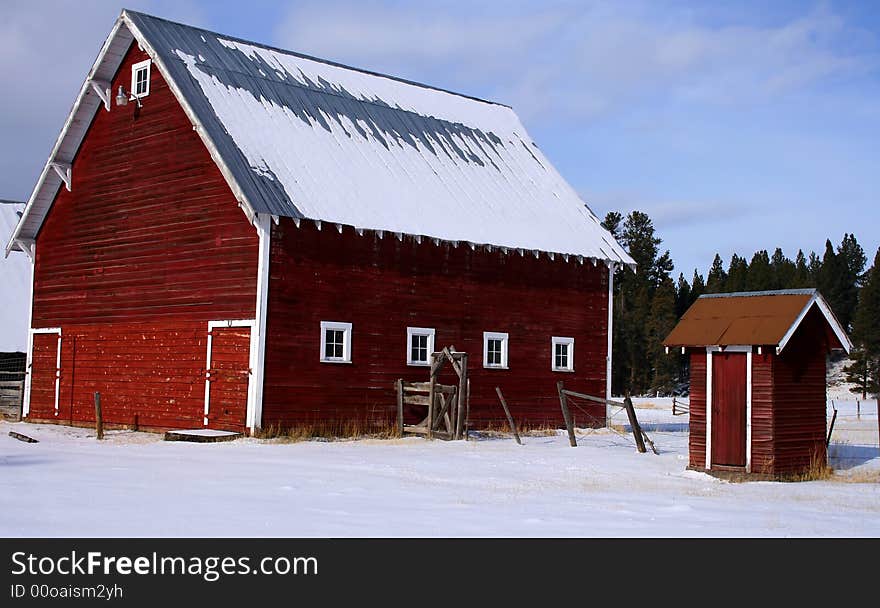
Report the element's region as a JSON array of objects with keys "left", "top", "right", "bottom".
[{"left": 1, "top": 201, "right": 29, "bottom": 353}]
